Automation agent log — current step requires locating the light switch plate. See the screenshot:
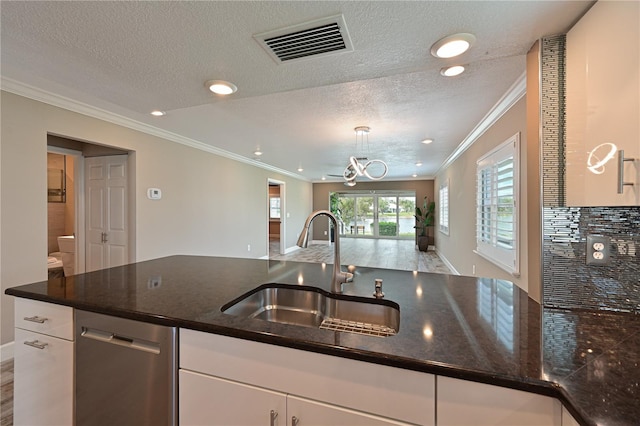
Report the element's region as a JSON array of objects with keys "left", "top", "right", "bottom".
[
  {"left": 586, "top": 235, "right": 610, "bottom": 265},
  {"left": 147, "top": 188, "right": 162, "bottom": 200}
]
